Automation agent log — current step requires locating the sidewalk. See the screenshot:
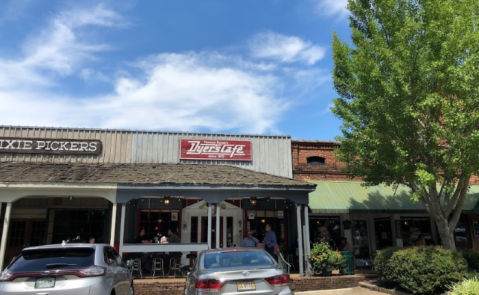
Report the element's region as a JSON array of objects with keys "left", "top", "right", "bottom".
[{"left": 294, "top": 286, "right": 389, "bottom": 295}]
